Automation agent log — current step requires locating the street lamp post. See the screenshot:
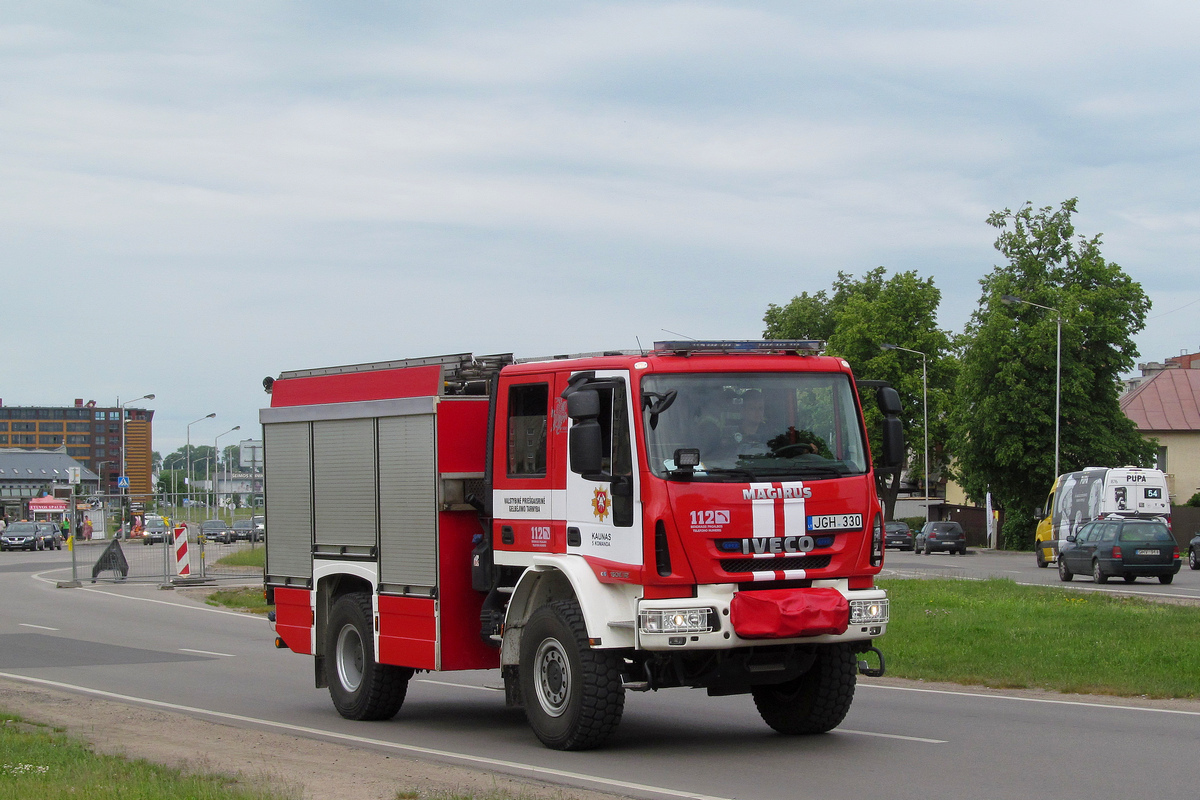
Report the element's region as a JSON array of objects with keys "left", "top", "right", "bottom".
[
  {"left": 95, "top": 460, "right": 111, "bottom": 539},
  {"left": 881, "top": 344, "right": 930, "bottom": 523},
  {"left": 215, "top": 426, "right": 241, "bottom": 519},
  {"left": 186, "top": 414, "right": 216, "bottom": 520},
  {"left": 119, "top": 393, "right": 155, "bottom": 531},
  {"left": 1001, "top": 294, "right": 1063, "bottom": 479}
]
